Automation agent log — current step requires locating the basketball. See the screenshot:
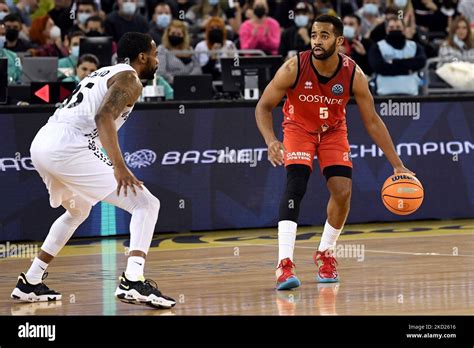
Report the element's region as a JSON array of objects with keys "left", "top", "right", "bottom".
[{"left": 381, "top": 174, "right": 424, "bottom": 215}]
